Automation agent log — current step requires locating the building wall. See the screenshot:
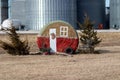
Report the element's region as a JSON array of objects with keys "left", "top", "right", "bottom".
[
  {"left": 9, "top": 0, "right": 26, "bottom": 25},
  {"left": 77, "top": 0, "right": 106, "bottom": 29},
  {"left": 0, "top": 0, "right": 8, "bottom": 24},
  {"left": 0, "top": 0, "right": 107, "bottom": 30},
  {"left": 105, "top": 7, "right": 110, "bottom": 29},
  {"left": 110, "top": 0, "right": 120, "bottom": 29},
  {"left": 26, "top": 0, "right": 77, "bottom": 30},
  {"left": 0, "top": 1, "right": 2, "bottom": 23}
]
